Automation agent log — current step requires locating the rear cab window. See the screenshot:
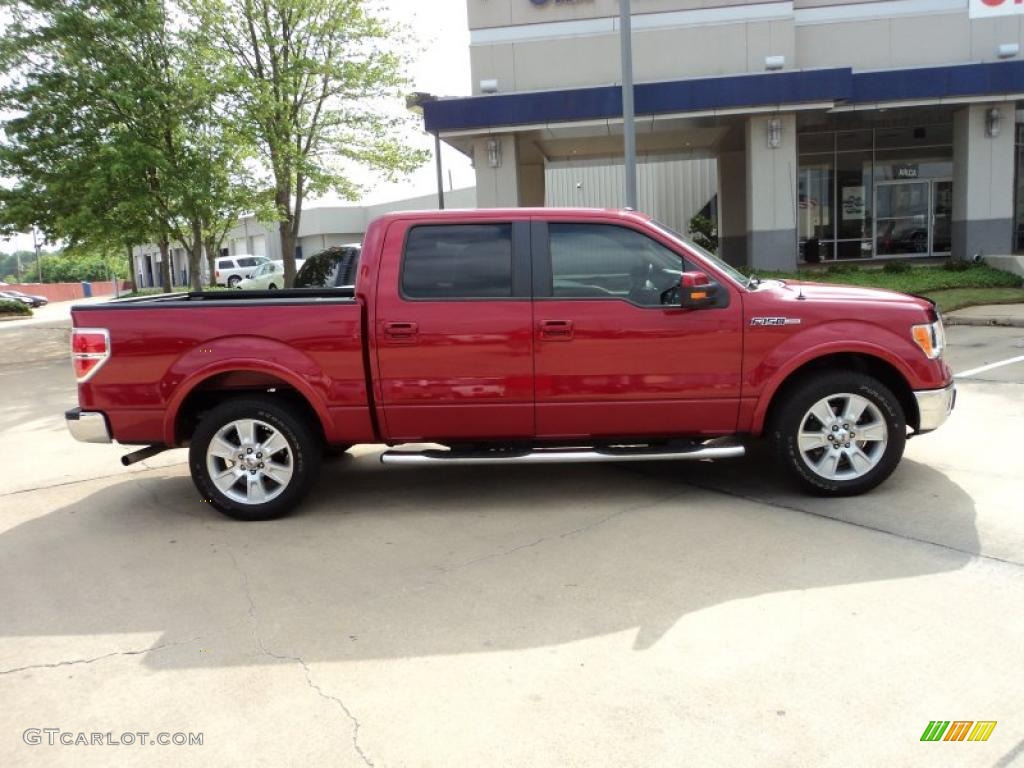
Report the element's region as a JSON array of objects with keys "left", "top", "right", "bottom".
[
  {"left": 401, "top": 224, "right": 514, "bottom": 299},
  {"left": 295, "top": 247, "right": 361, "bottom": 289}
]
